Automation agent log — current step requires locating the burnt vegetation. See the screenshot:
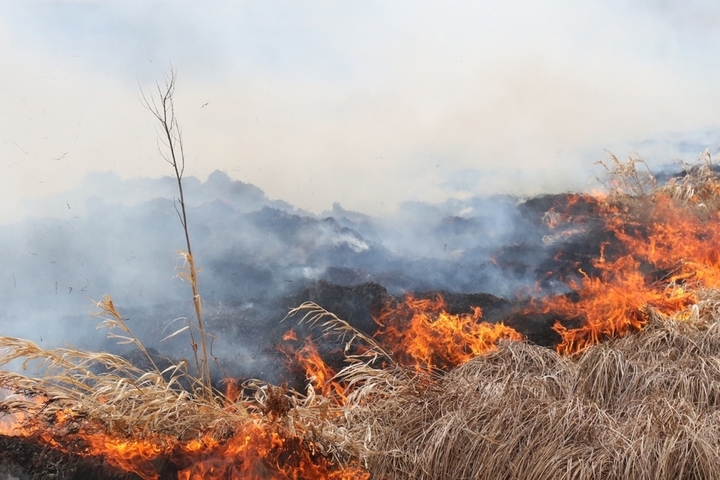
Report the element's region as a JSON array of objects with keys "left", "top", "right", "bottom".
[{"left": 3, "top": 74, "right": 720, "bottom": 478}]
